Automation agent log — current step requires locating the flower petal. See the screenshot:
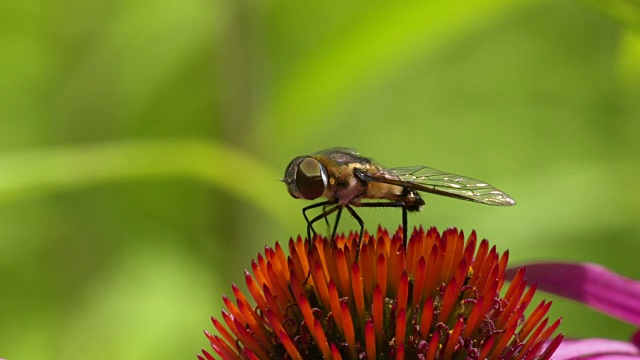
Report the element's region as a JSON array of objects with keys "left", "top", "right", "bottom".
[
  {"left": 505, "top": 263, "right": 640, "bottom": 326},
  {"left": 551, "top": 338, "right": 640, "bottom": 359}
]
